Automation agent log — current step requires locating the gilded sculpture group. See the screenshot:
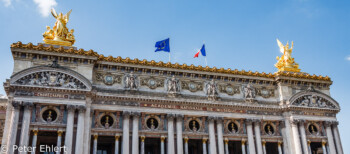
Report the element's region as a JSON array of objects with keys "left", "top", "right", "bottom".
[{"left": 42, "top": 9, "right": 300, "bottom": 73}]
